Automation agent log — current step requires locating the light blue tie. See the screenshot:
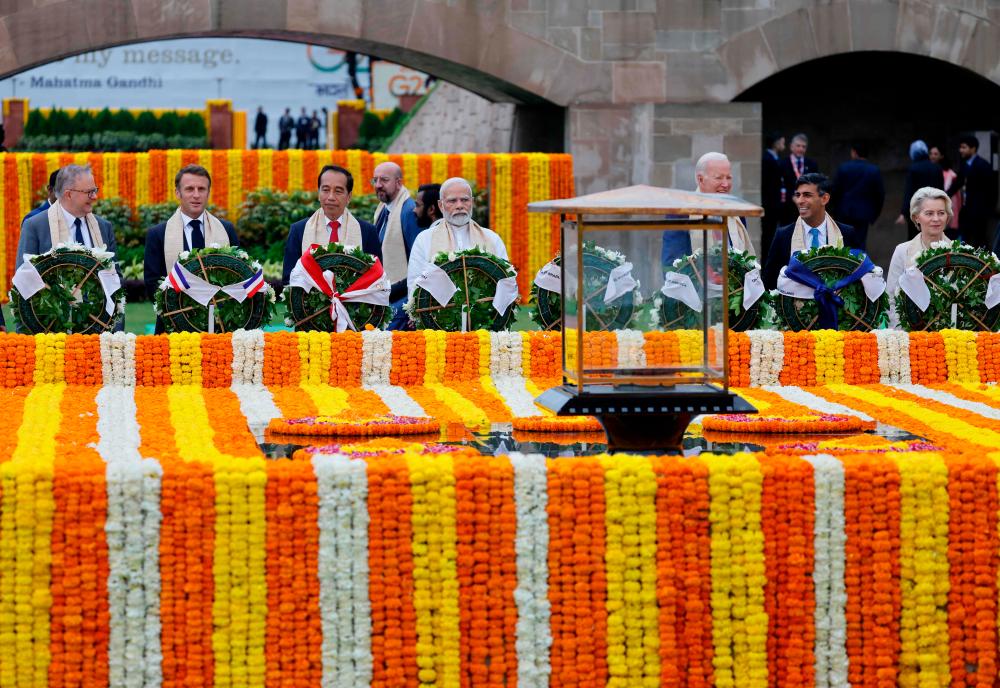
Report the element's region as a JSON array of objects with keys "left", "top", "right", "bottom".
[{"left": 809, "top": 227, "right": 821, "bottom": 249}]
